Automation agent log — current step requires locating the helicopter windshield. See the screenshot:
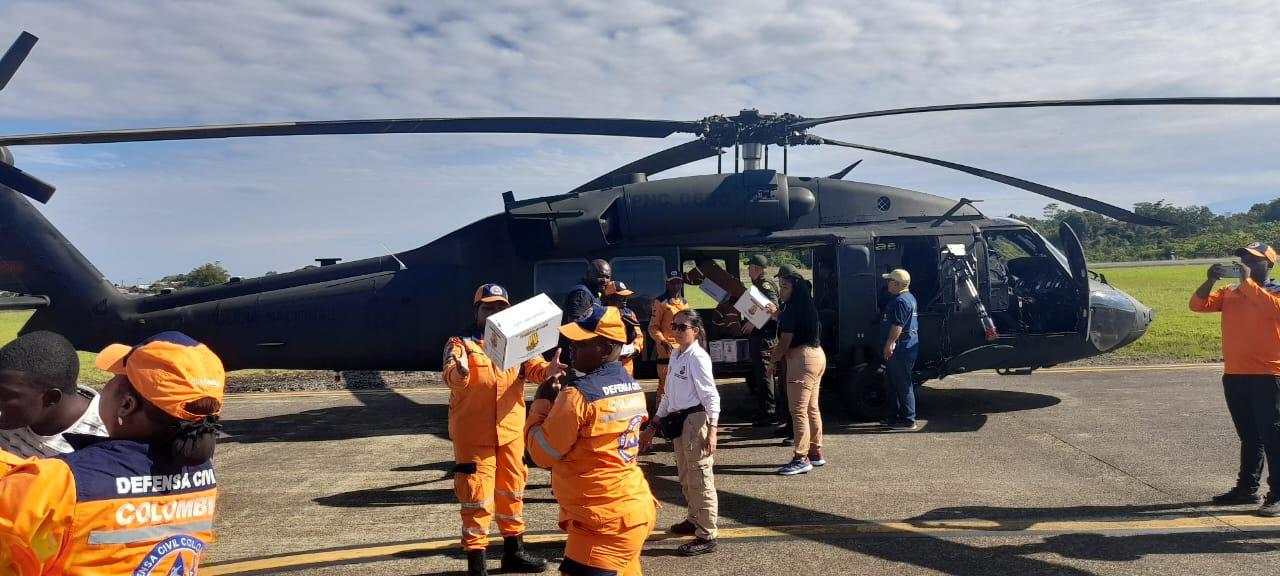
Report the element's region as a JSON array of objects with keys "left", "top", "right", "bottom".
[{"left": 1037, "top": 231, "right": 1073, "bottom": 275}]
